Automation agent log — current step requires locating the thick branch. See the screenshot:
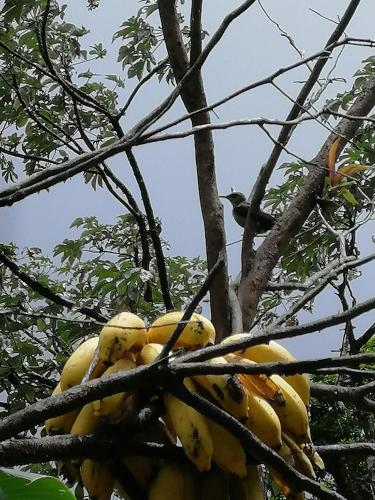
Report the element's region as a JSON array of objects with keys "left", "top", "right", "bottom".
[
  {"left": 316, "top": 443, "right": 375, "bottom": 459},
  {"left": 239, "top": 73, "right": 375, "bottom": 328},
  {"left": 0, "top": 436, "right": 181, "bottom": 467},
  {"left": 189, "top": 0, "right": 203, "bottom": 65},
  {"left": 0, "top": 364, "right": 160, "bottom": 442},
  {"left": 170, "top": 383, "right": 344, "bottom": 500},
  {"left": 242, "top": 0, "right": 362, "bottom": 256},
  {"left": 178, "top": 294, "right": 375, "bottom": 363},
  {"left": 158, "top": 0, "right": 236, "bottom": 338},
  {"left": 355, "top": 320, "right": 375, "bottom": 351},
  {"left": 311, "top": 380, "right": 375, "bottom": 409},
  {"left": 171, "top": 352, "right": 375, "bottom": 377}
]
